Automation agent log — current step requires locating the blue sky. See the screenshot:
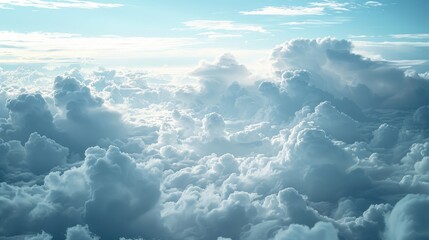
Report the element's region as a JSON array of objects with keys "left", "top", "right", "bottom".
[{"left": 0, "top": 0, "right": 428, "bottom": 72}]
